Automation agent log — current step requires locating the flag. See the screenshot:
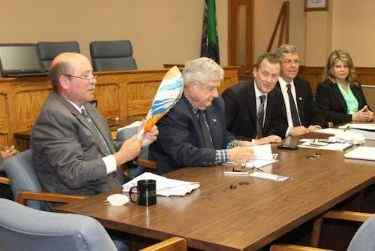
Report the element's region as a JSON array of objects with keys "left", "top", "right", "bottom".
[{"left": 200, "top": 0, "right": 220, "bottom": 64}]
